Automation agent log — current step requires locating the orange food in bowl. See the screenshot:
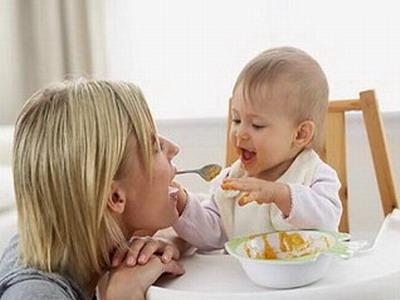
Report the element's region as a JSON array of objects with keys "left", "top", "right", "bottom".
[{"left": 243, "top": 231, "right": 327, "bottom": 260}]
